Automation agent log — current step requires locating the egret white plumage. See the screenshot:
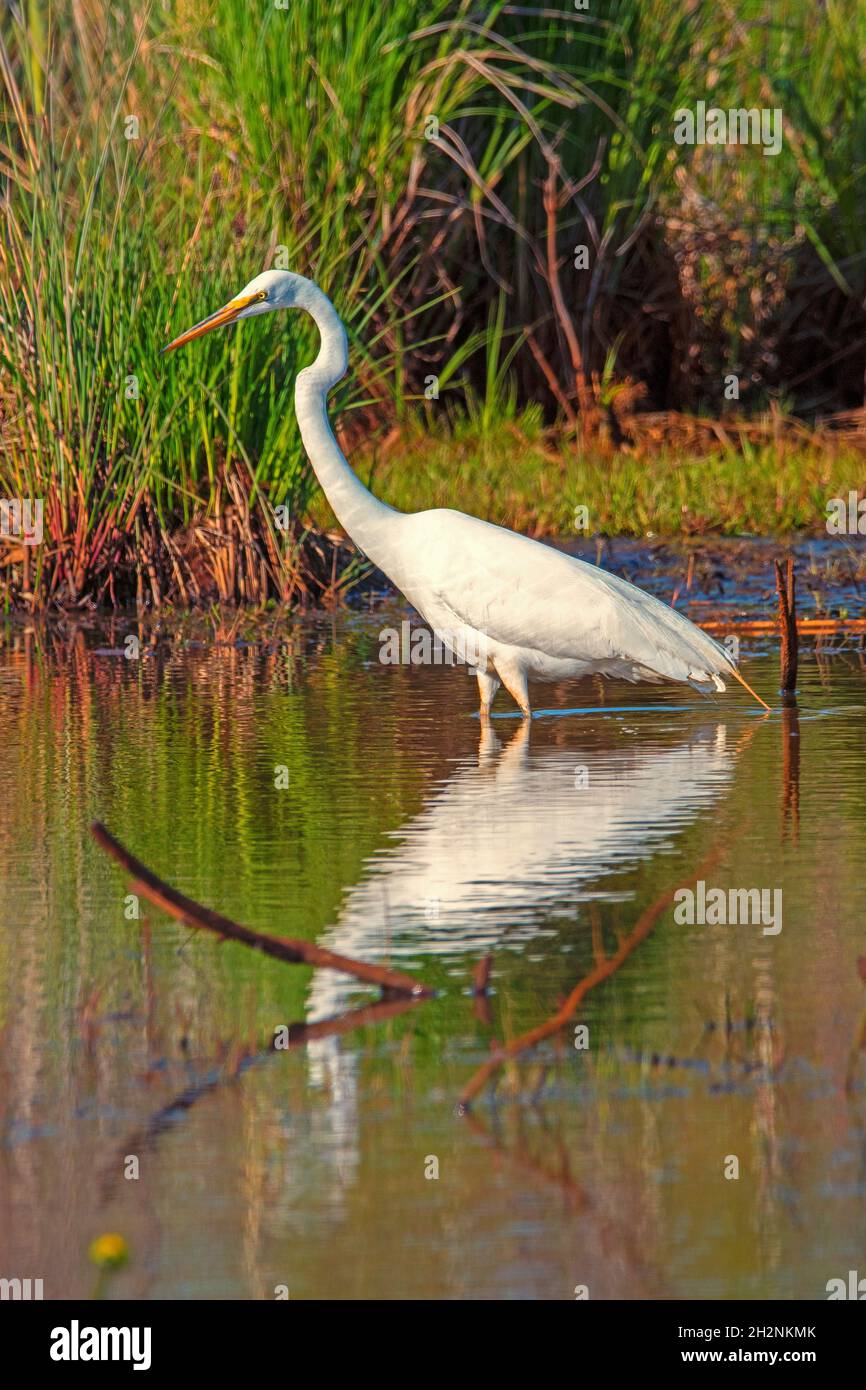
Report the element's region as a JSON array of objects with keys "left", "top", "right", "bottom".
[{"left": 164, "top": 270, "right": 769, "bottom": 717}]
